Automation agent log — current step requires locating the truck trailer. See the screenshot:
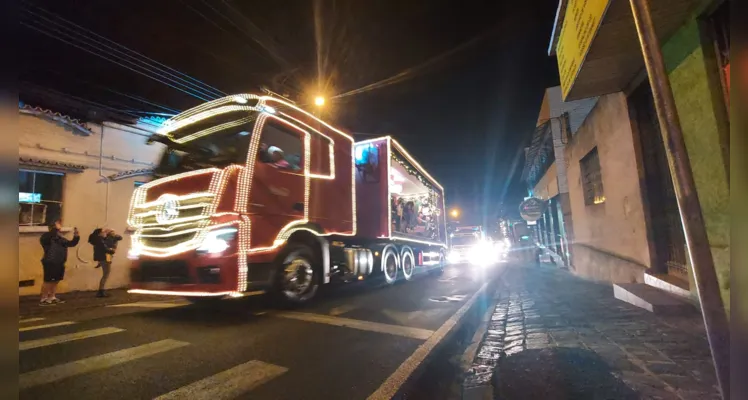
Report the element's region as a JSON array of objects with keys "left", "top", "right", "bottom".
[{"left": 126, "top": 94, "right": 448, "bottom": 304}]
